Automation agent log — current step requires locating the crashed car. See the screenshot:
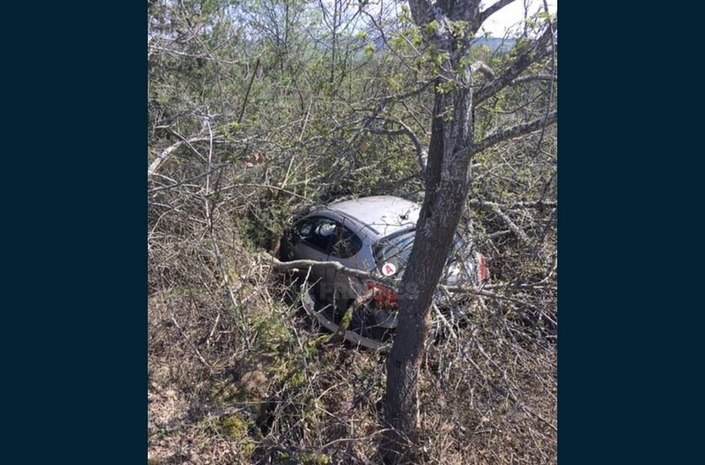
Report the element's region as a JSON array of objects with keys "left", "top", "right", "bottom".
[{"left": 279, "top": 195, "right": 487, "bottom": 349}]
